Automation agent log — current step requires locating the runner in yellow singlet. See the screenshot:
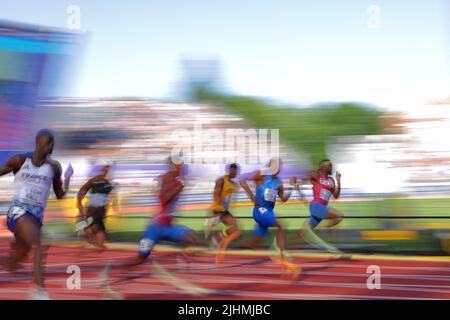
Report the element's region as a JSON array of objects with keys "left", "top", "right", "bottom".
[{"left": 204, "top": 163, "right": 242, "bottom": 262}]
